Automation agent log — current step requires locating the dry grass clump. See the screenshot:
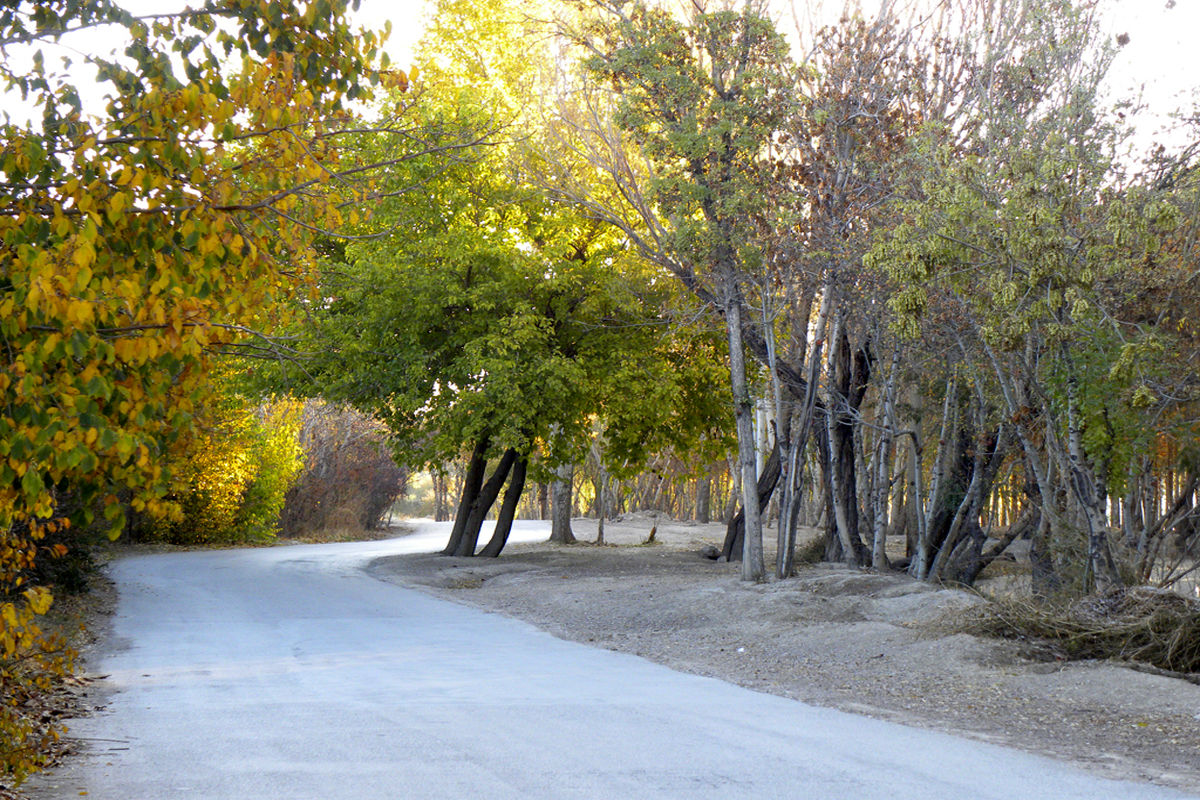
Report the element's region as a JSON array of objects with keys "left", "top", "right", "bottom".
[{"left": 964, "top": 587, "right": 1200, "bottom": 674}]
